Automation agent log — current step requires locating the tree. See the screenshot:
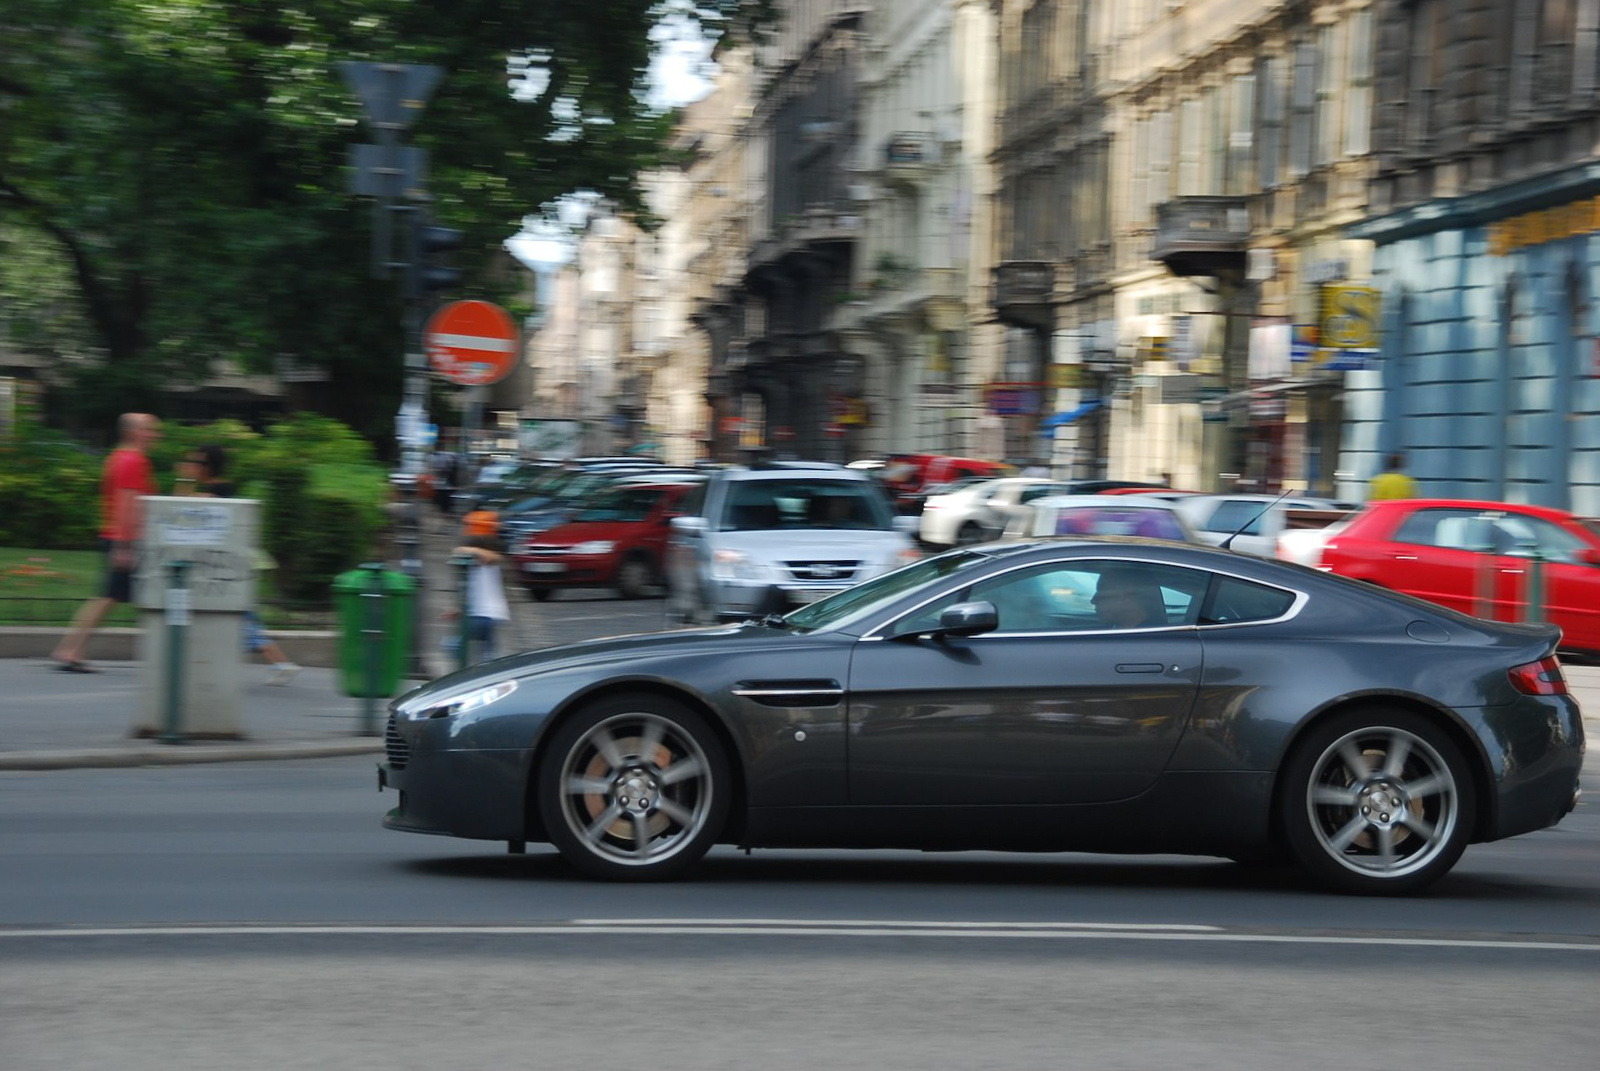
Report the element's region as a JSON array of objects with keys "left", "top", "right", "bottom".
[{"left": 0, "top": 0, "right": 774, "bottom": 439}]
